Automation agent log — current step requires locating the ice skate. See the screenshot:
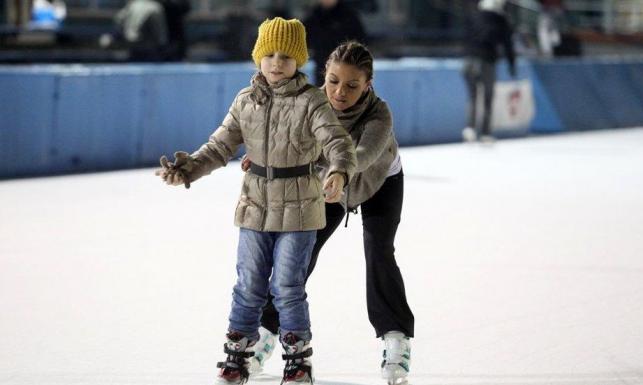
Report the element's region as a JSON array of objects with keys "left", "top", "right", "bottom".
[
  {"left": 248, "top": 326, "right": 277, "bottom": 376},
  {"left": 381, "top": 331, "right": 411, "bottom": 385},
  {"left": 215, "top": 332, "right": 256, "bottom": 385},
  {"left": 462, "top": 127, "right": 477, "bottom": 143},
  {"left": 479, "top": 134, "right": 496, "bottom": 144},
  {"left": 280, "top": 332, "right": 314, "bottom": 384}
]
